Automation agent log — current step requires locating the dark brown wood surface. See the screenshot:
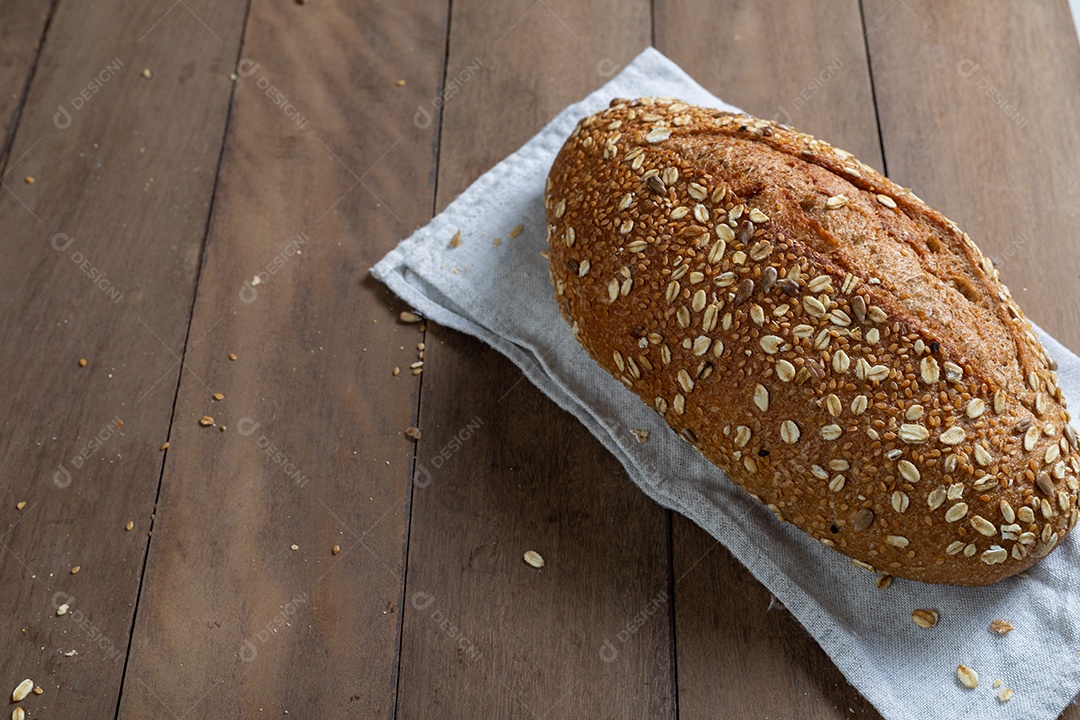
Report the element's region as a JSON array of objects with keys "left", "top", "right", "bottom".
[{"left": 0, "top": 0, "right": 1077, "bottom": 717}]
